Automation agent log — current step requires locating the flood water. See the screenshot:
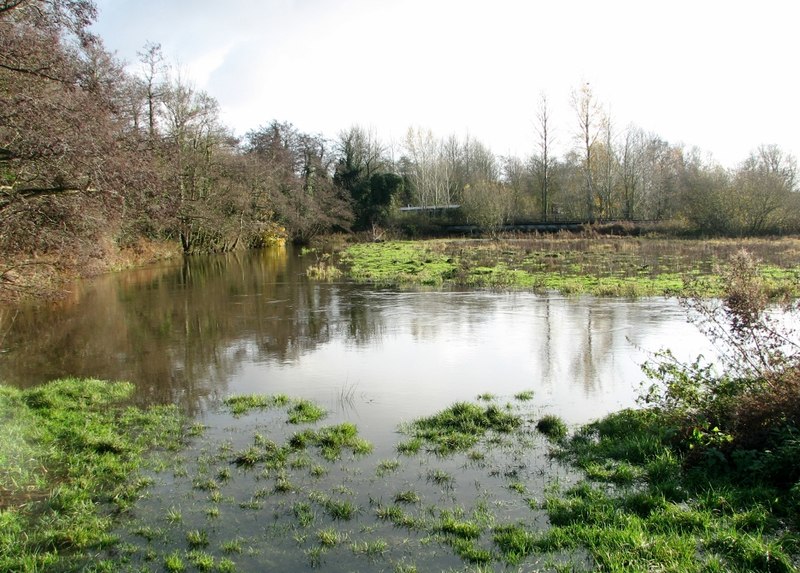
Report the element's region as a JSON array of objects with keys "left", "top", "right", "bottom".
[
  {"left": 0, "top": 246, "right": 715, "bottom": 571},
  {"left": 0, "top": 246, "right": 709, "bottom": 423}
]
